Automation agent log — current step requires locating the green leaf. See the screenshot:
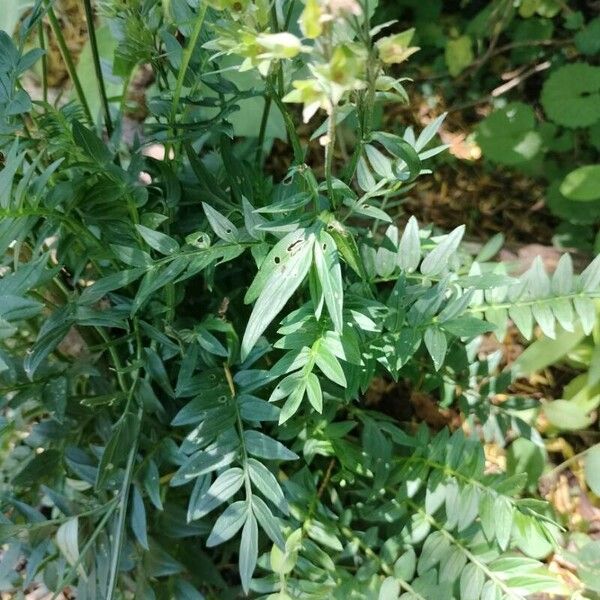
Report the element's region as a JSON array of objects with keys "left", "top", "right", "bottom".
[
  {"left": 135, "top": 225, "right": 180, "bottom": 255},
  {"left": 445, "top": 35, "right": 473, "bottom": 76},
  {"left": 476, "top": 103, "right": 542, "bottom": 166},
  {"left": 56, "top": 518, "right": 80, "bottom": 567},
  {"left": 378, "top": 577, "right": 400, "bottom": 600},
  {"left": 543, "top": 399, "right": 595, "bottom": 430},
  {"left": 560, "top": 165, "right": 600, "bottom": 202},
  {"left": 551, "top": 254, "right": 574, "bottom": 295},
  {"left": 460, "top": 563, "right": 485, "bottom": 600},
  {"left": 252, "top": 495, "right": 285, "bottom": 548},
  {"left": 356, "top": 156, "right": 376, "bottom": 191},
  {"left": 187, "top": 468, "right": 244, "bottom": 521},
  {"left": 96, "top": 412, "right": 137, "bottom": 489},
  {"left": 241, "top": 233, "right": 314, "bottom": 360},
  {"left": 239, "top": 513, "right": 258, "bottom": 594},
  {"left": 80, "top": 268, "right": 146, "bottom": 305},
  {"left": 541, "top": 63, "right": 600, "bottom": 128},
  {"left": 365, "top": 144, "right": 394, "bottom": 179},
  {"left": 398, "top": 216, "right": 420, "bottom": 272},
  {"left": 420, "top": 225, "right": 464, "bottom": 277},
  {"left": 314, "top": 231, "right": 344, "bottom": 332},
  {"left": 172, "top": 442, "right": 239, "bottom": 486},
  {"left": 279, "top": 384, "right": 305, "bottom": 424},
  {"left": 495, "top": 496, "right": 513, "bottom": 551},
  {"left": 244, "top": 431, "right": 298, "bottom": 461},
  {"left": 513, "top": 326, "right": 585, "bottom": 375},
  {"left": 424, "top": 327, "right": 446, "bottom": 371},
  {"left": 305, "top": 372, "right": 323, "bottom": 413},
  {"left": 394, "top": 547, "right": 416, "bottom": 581},
  {"left": 247, "top": 458, "right": 288, "bottom": 514},
  {"left": 202, "top": 202, "right": 239, "bottom": 242},
  {"left": 314, "top": 344, "right": 347, "bottom": 387},
  {"left": 72, "top": 121, "right": 112, "bottom": 163},
  {"left": 579, "top": 253, "right": 600, "bottom": 292},
  {"left": 574, "top": 297, "right": 596, "bottom": 335},
  {"left": 206, "top": 501, "right": 247, "bottom": 547},
  {"left": 442, "top": 316, "right": 494, "bottom": 338},
  {"left": 111, "top": 244, "right": 153, "bottom": 267},
  {"left": 574, "top": 16, "right": 600, "bottom": 55},
  {"left": 131, "top": 486, "right": 149, "bottom": 550}
]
